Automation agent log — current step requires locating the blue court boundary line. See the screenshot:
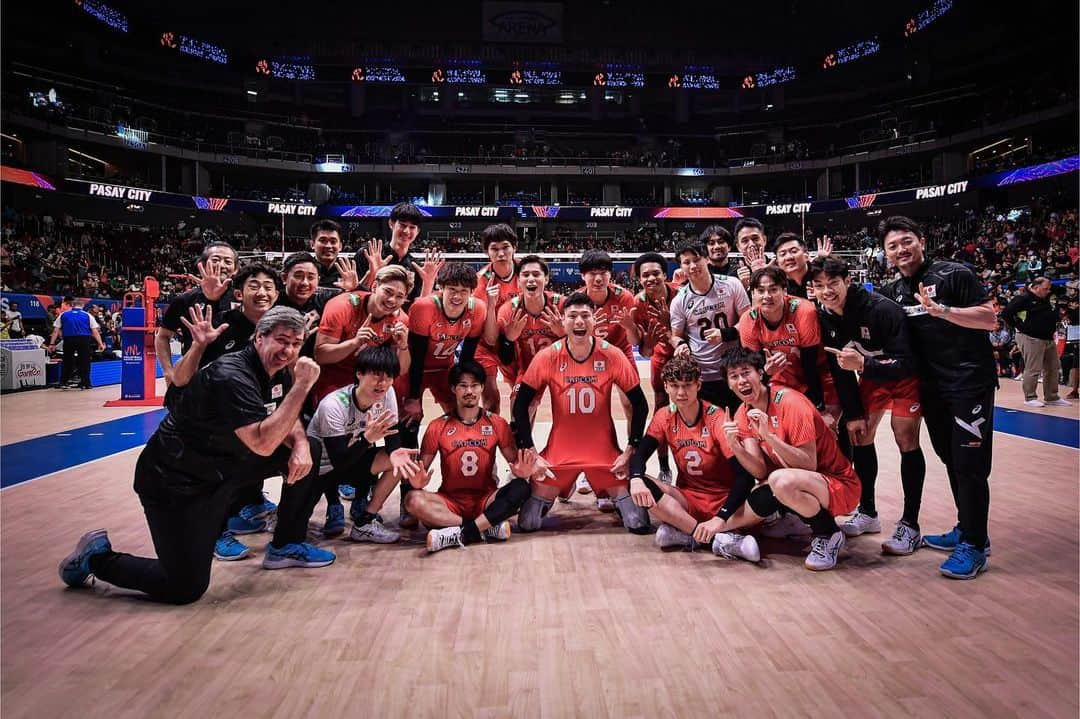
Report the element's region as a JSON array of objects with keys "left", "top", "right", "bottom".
[{"left": 0, "top": 405, "right": 1075, "bottom": 491}]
